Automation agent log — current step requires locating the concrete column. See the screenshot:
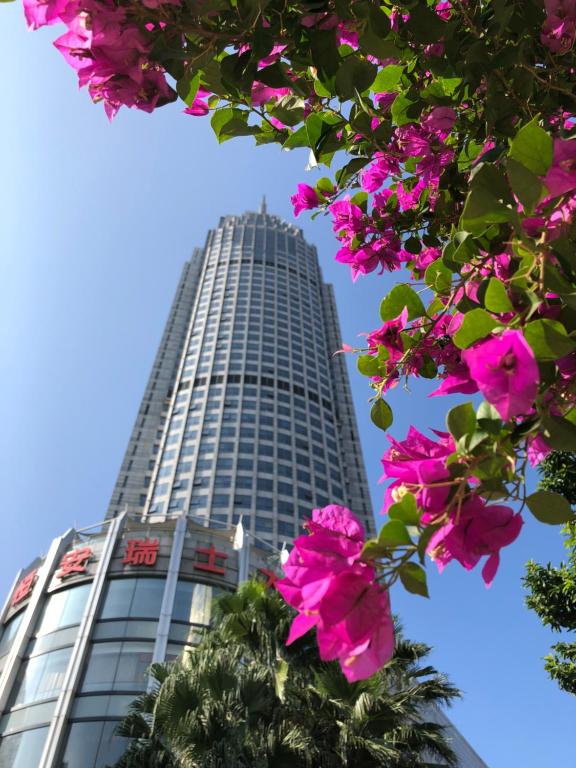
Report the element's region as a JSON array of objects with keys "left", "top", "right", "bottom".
[{"left": 38, "top": 513, "right": 126, "bottom": 768}]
